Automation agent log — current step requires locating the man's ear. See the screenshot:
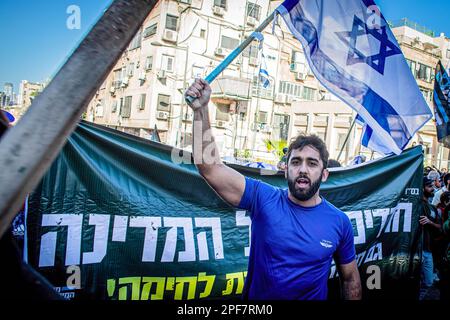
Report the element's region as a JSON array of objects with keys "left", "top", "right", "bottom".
[{"left": 322, "top": 168, "right": 329, "bottom": 182}]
